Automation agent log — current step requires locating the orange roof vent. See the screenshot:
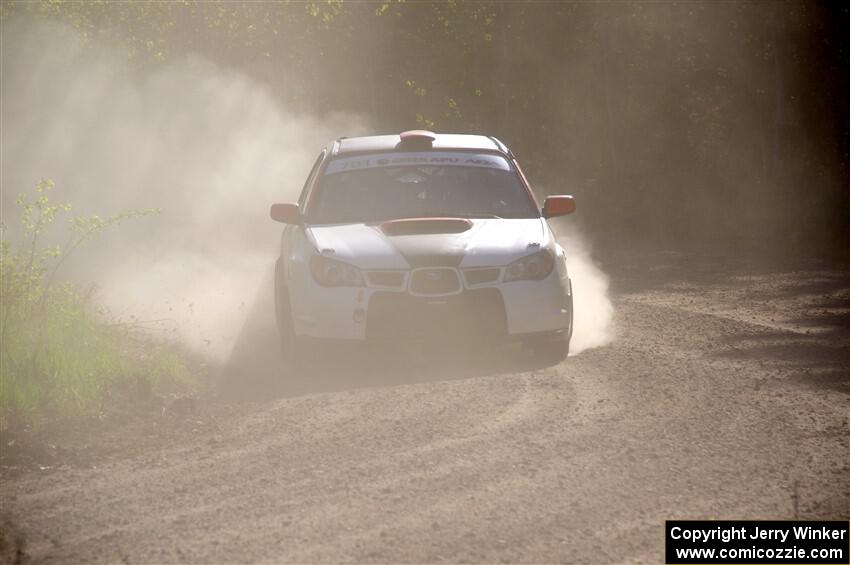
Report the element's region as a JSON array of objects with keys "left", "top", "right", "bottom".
[{"left": 399, "top": 130, "right": 436, "bottom": 144}]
